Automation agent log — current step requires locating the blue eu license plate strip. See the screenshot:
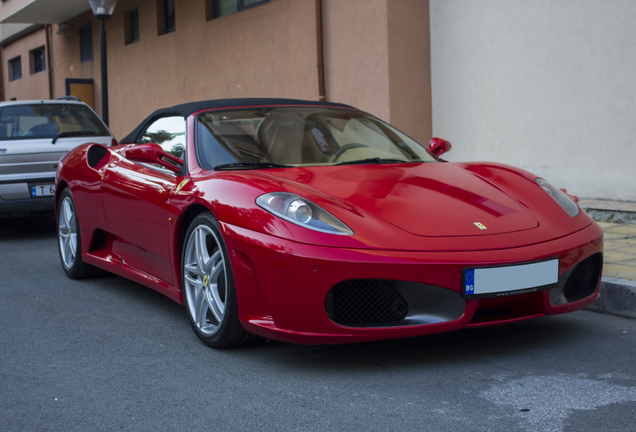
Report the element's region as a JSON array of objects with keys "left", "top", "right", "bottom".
[
  {"left": 30, "top": 184, "right": 55, "bottom": 197},
  {"left": 464, "top": 259, "right": 559, "bottom": 298}
]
